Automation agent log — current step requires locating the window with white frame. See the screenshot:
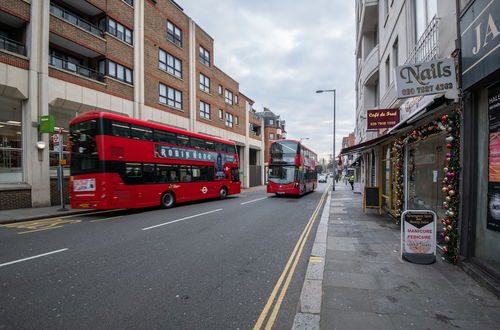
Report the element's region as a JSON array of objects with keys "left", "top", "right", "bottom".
[
  {"left": 234, "top": 95, "right": 238, "bottom": 104},
  {"left": 200, "top": 101, "right": 210, "bottom": 119},
  {"left": 225, "top": 89, "right": 233, "bottom": 105},
  {"left": 159, "top": 49, "right": 182, "bottom": 78},
  {"left": 225, "top": 112, "right": 233, "bottom": 127},
  {"left": 167, "top": 20, "right": 182, "bottom": 47},
  {"left": 218, "top": 109, "right": 223, "bottom": 119},
  {"left": 235, "top": 116, "right": 239, "bottom": 125},
  {"left": 159, "top": 83, "right": 182, "bottom": 109},
  {"left": 200, "top": 73, "right": 210, "bottom": 93},
  {"left": 218, "top": 85, "right": 223, "bottom": 95},
  {"left": 270, "top": 133, "right": 274, "bottom": 140},
  {"left": 415, "top": 0, "right": 437, "bottom": 41},
  {"left": 199, "top": 46, "right": 210, "bottom": 66}
]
